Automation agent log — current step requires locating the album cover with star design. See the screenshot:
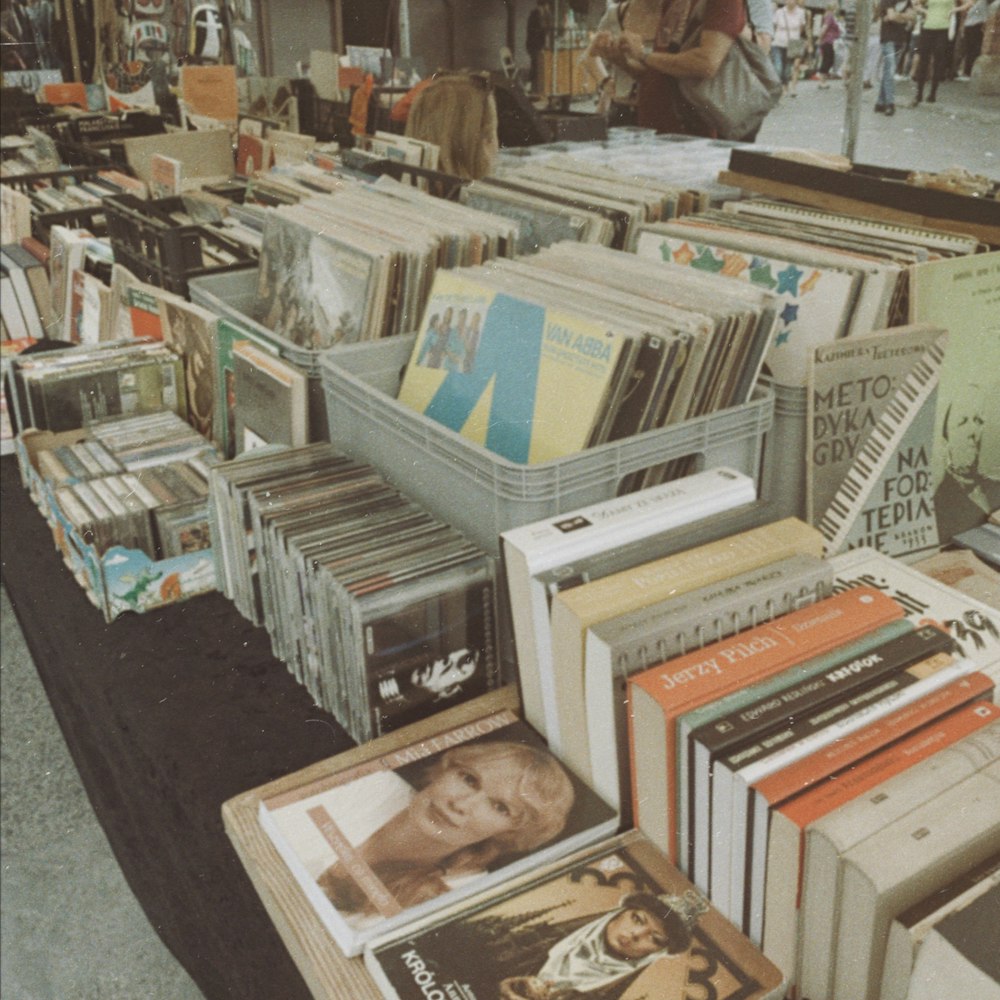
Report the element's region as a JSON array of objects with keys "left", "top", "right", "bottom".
[{"left": 634, "top": 229, "right": 863, "bottom": 386}]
